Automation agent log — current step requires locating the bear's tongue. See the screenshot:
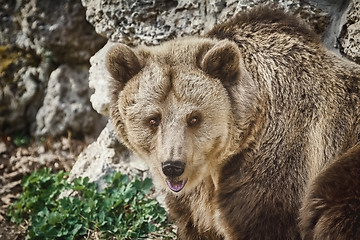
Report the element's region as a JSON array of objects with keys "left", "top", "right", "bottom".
[{"left": 165, "top": 179, "right": 187, "bottom": 192}]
